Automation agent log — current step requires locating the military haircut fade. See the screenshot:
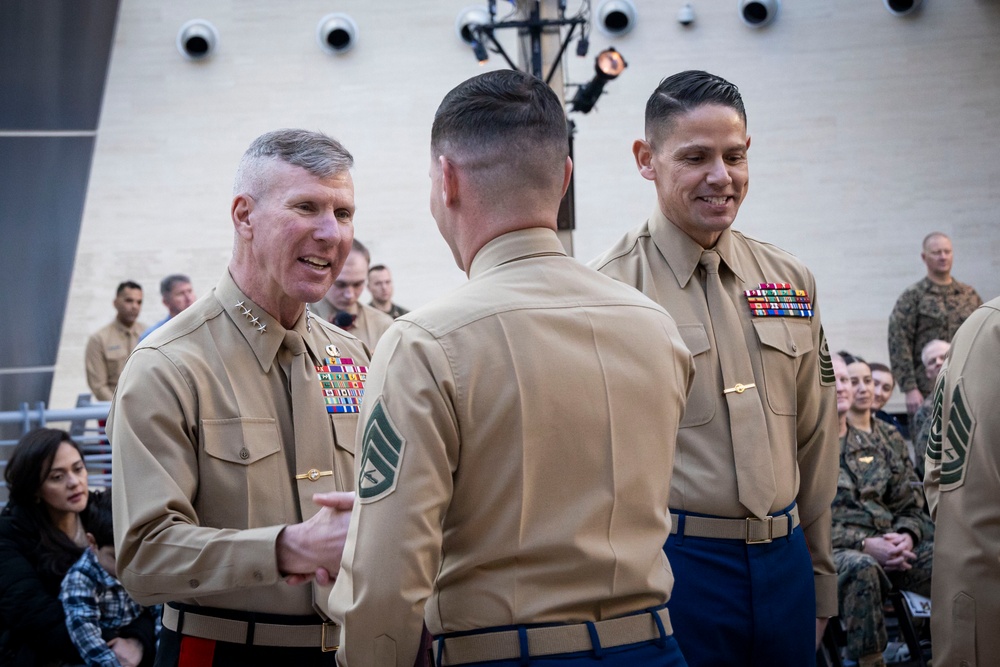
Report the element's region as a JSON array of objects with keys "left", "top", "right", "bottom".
[
  {"left": 233, "top": 128, "right": 354, "bottom": 199},
  {"left": 431, "top": 70, "right": 569, "bottom": 179},
  {"left": 645, "top": 70, "right": 747, "bottom": 146}
]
